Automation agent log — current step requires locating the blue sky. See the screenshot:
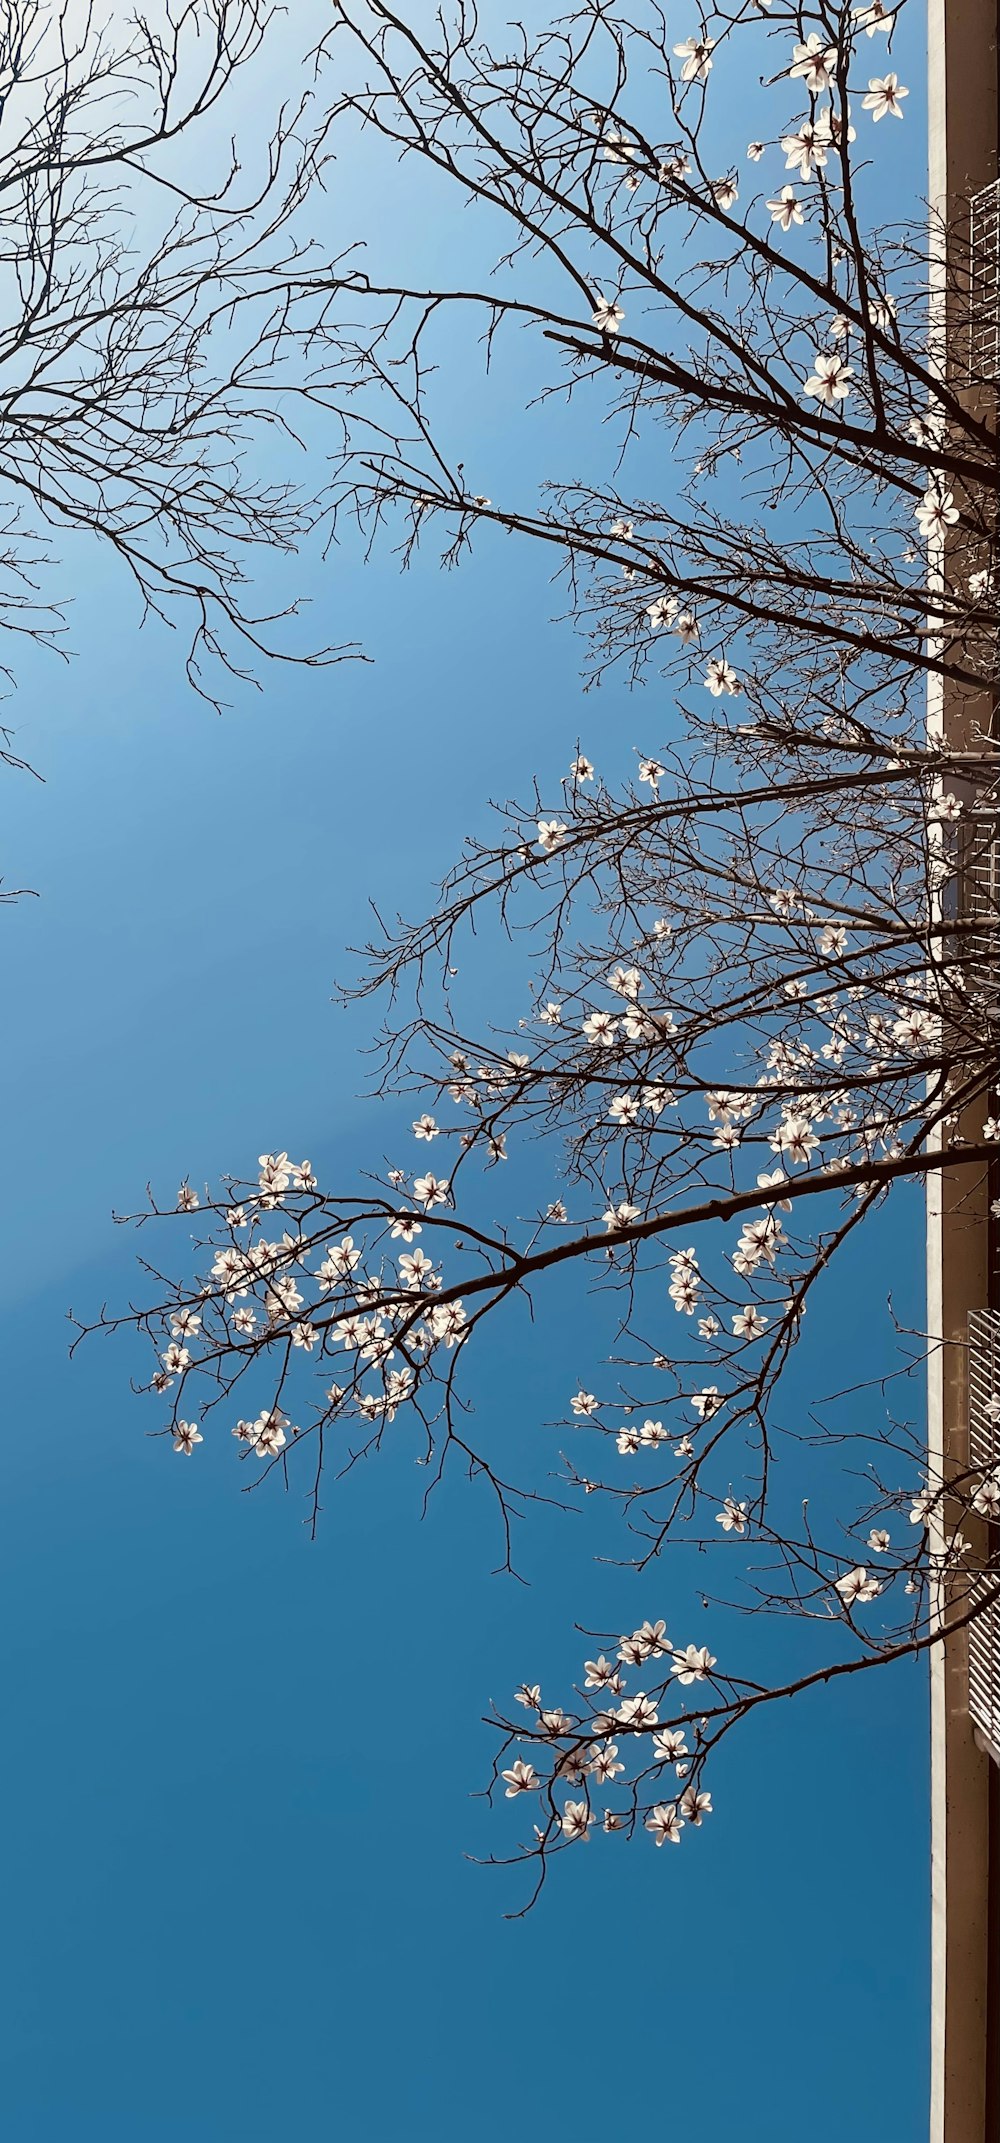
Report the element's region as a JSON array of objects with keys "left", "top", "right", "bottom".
[{"left": 0, "top": 10, "right": 930, "bottom": 2138}]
